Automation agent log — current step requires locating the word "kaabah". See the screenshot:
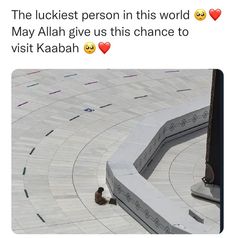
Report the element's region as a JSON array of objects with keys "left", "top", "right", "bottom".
[{"left": 11, "top": 43, "right": 79, "bottom": 53}]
